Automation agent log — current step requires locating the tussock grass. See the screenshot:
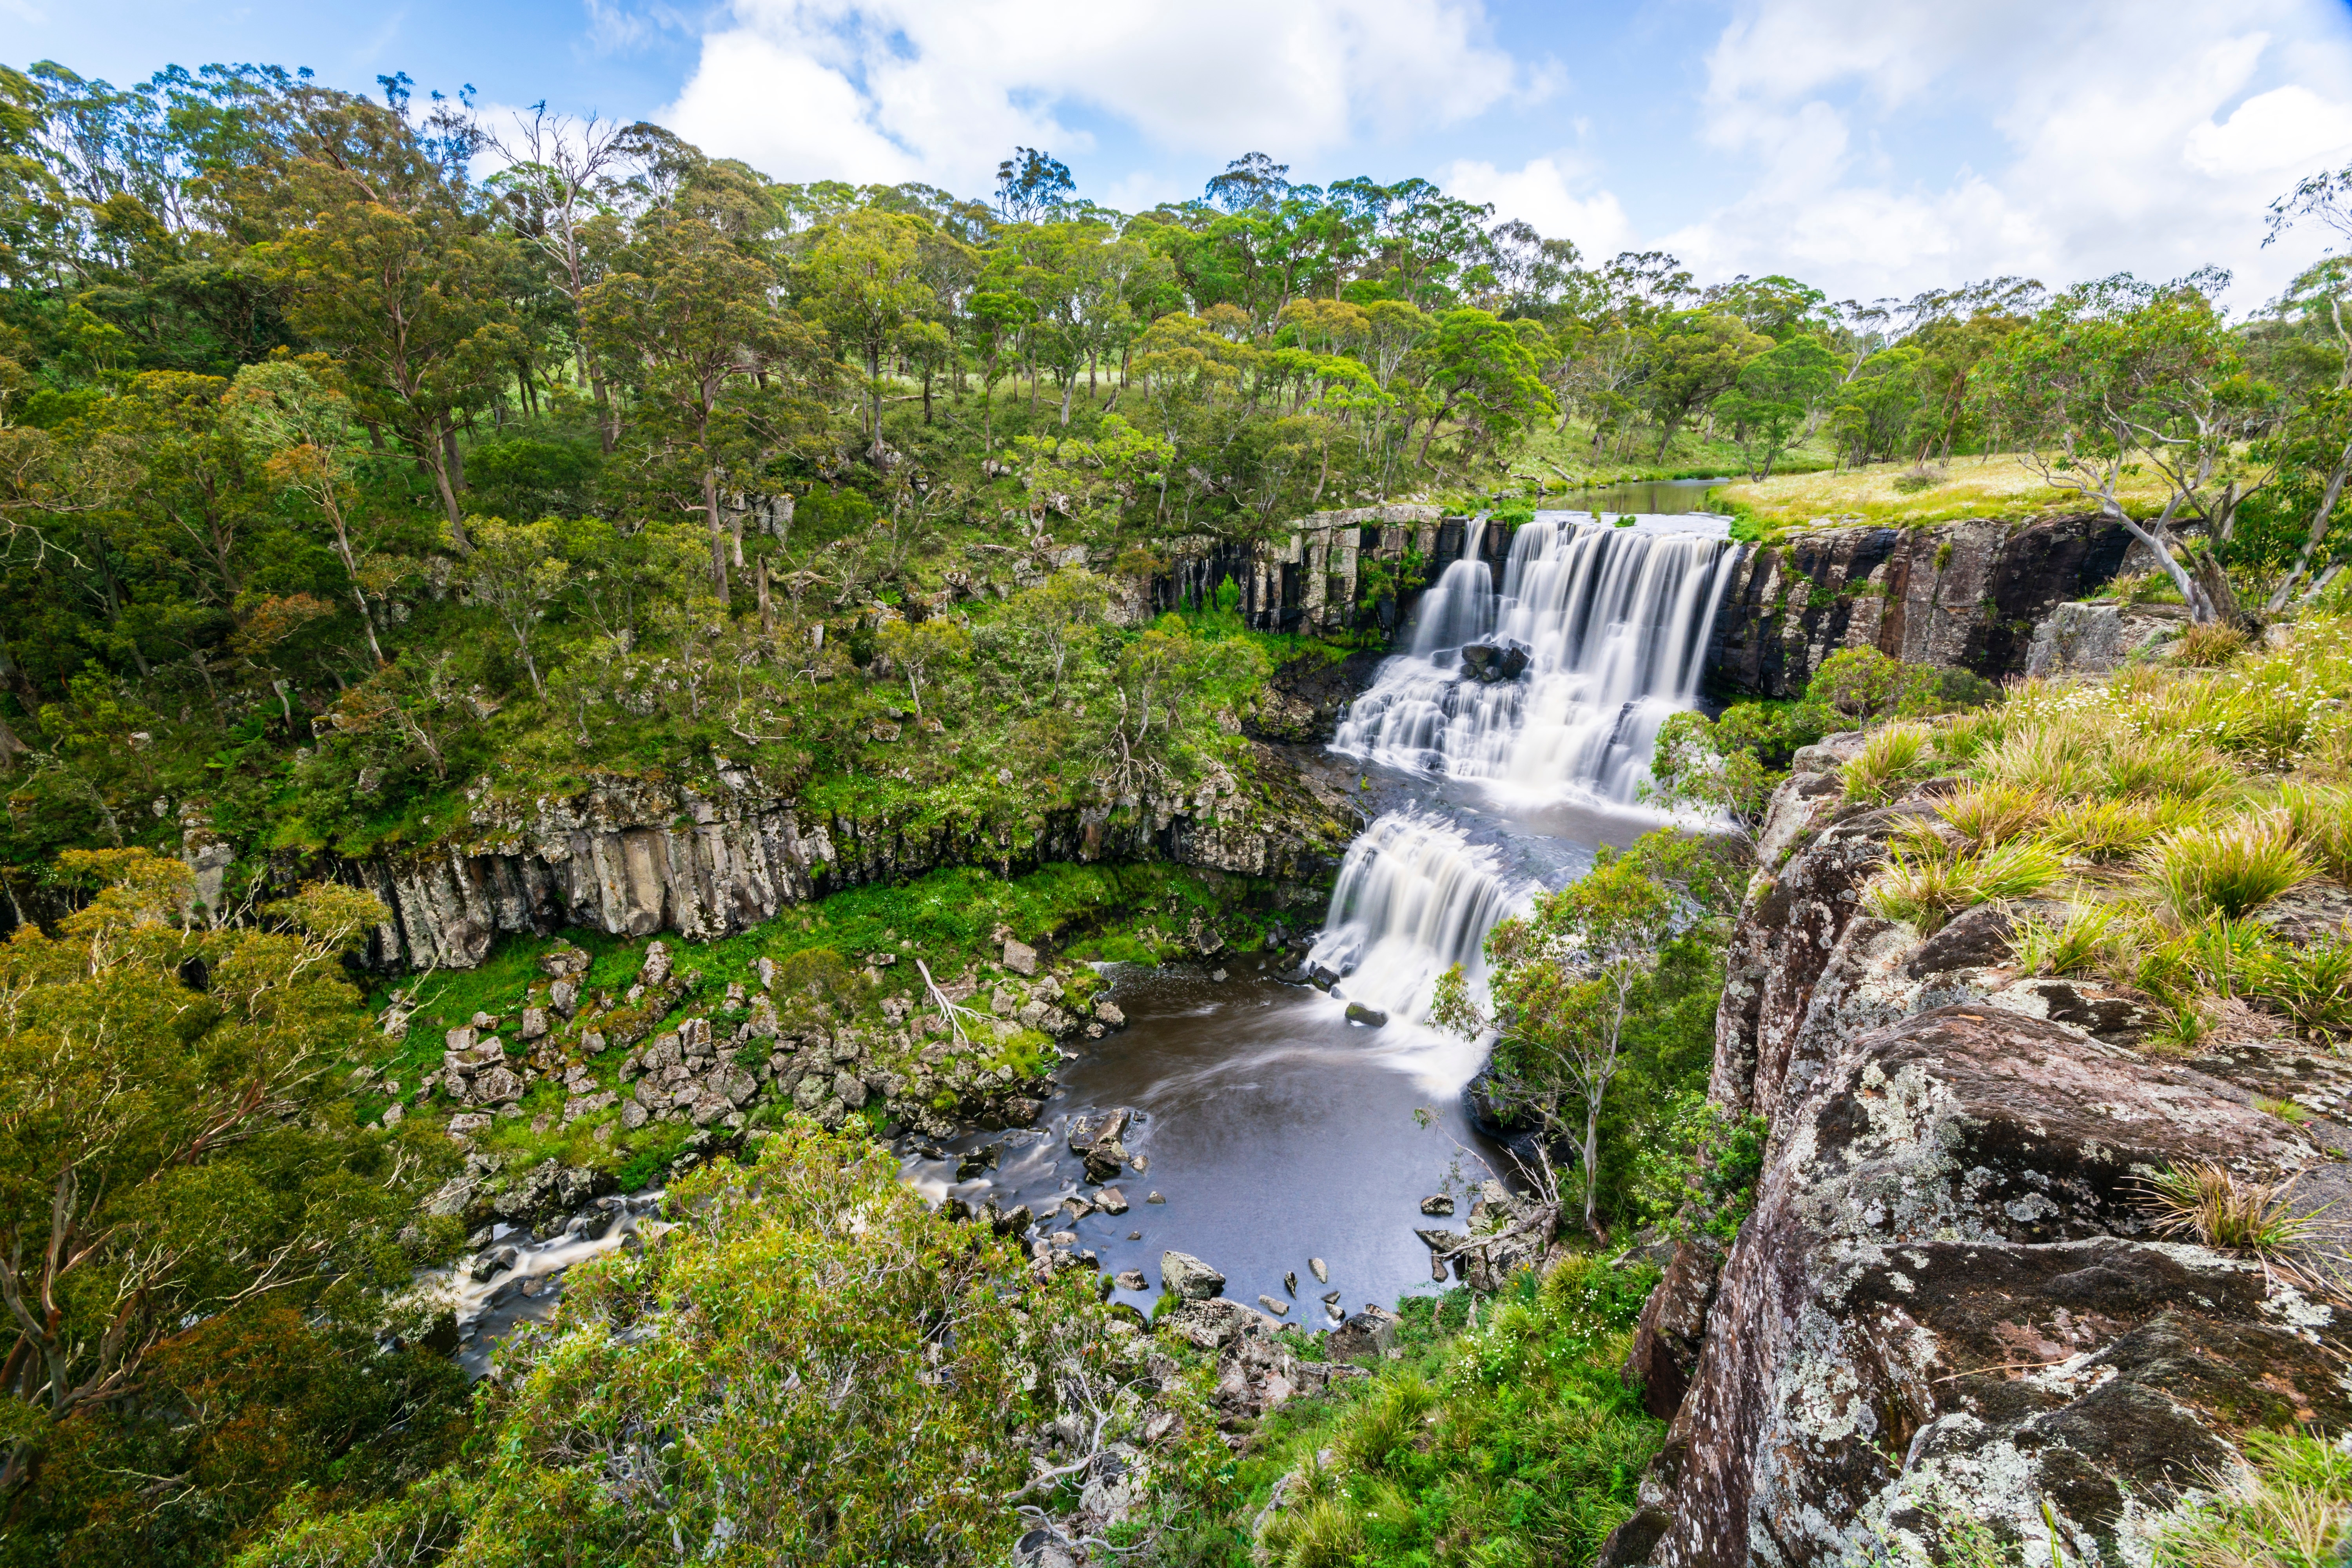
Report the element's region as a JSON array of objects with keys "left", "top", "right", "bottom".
[
  {"left": 2102, "top": 735, "right": 2240, "bottom": 803},
  {"left": 2173, "top": 622, "right": 2252, "bottom": 667},
  {"left": 2142, "top": 815, "right": 2315, "bottom": 924},
  {"left": 2157, "top": 1428, "right": 2352, "bottom": 1568},
  {"left": 2011, "top": 904, "right": 2116, "bottom": 977},
  {"left": 2137, "top": 1160, "right": 2326, "bottom": 1254},
  {"left": 1842, "top": 723, "right": 1935, "bottom": 805},
  {"left": 2280, "top": 782, "right": 2352, "bottom": 884},
  {"left": 1866, "top": 839, "right": 2064, "bottom": 934},
  {"left": 1939, "top": 781, "right": 2046, "bottom": 849},
  {"left": 2044, "top": 797, "right": 2192, "bottom": 862}
]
